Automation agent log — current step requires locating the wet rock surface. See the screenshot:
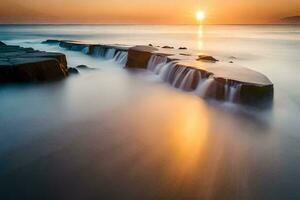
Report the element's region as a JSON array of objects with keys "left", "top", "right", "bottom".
[
  {"left": 126, "top": 46, "right": 158, "bottom": 69},
  {"left": 0, "top": 42, "right": 68, "bottom": 83}
]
